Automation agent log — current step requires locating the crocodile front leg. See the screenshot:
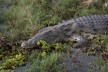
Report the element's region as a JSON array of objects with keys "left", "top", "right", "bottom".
[{"left": 68, "top": 34, "right": 88, "bottom": 48}]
